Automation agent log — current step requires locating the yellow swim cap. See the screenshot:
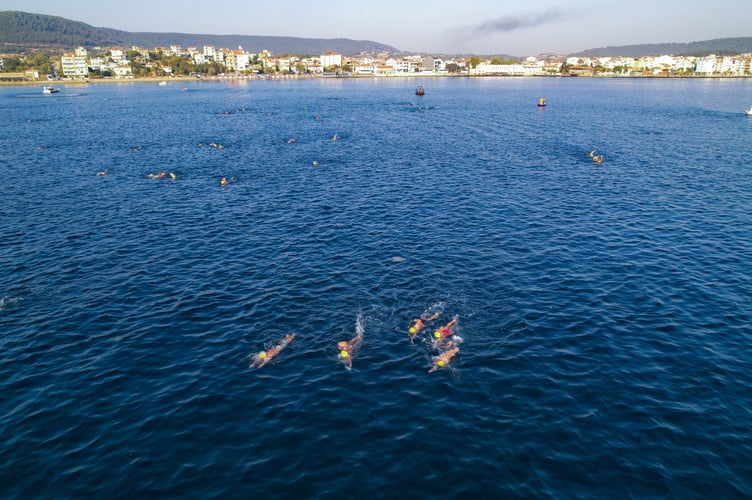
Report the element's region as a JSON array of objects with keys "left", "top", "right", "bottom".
[
  {"left": 340, "top": 350, "right": 349, "bottom": 358},
  {"left": 259, "top": 351, "right": 267, "bottom": 359},
  {"left": 409, "top": 327, "right": 416, "bottom": 333},
  {"left": 434, "top": 331, "right": 441, "bottom": 338},
  {"left": 437, "top": 360, "right": 445, "bottom": 367}
]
